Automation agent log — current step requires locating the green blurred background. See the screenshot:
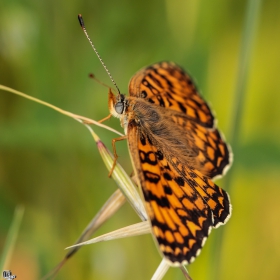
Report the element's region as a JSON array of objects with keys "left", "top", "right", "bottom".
[{"left": 1, "top": 0, "right": 280, "bottom": 279}]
